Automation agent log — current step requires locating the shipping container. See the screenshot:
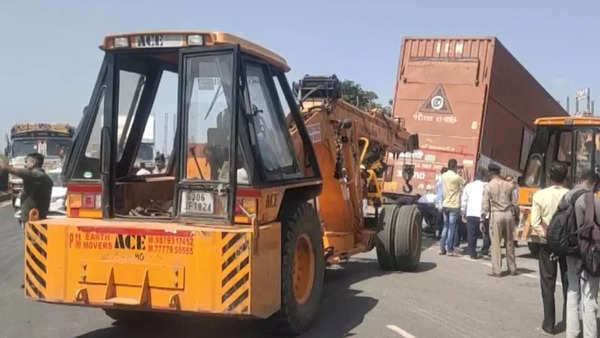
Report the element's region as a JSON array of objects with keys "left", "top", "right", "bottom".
[{"left": 390, "top": 37, "right": 568, "bottom": 193}]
